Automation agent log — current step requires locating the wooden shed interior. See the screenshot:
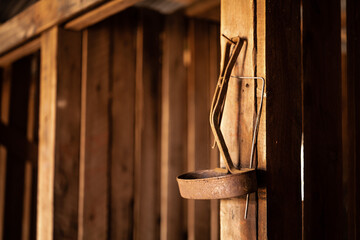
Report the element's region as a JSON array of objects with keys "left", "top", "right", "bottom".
[{"left": 0, "top": 0, "right": 359, "bottom": 239}]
